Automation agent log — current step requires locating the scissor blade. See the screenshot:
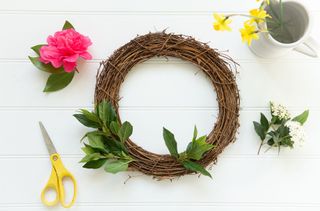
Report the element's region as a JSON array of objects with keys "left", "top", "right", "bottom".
[{"left": 39, "top": 121, "right": 57, "bottom": 155}]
